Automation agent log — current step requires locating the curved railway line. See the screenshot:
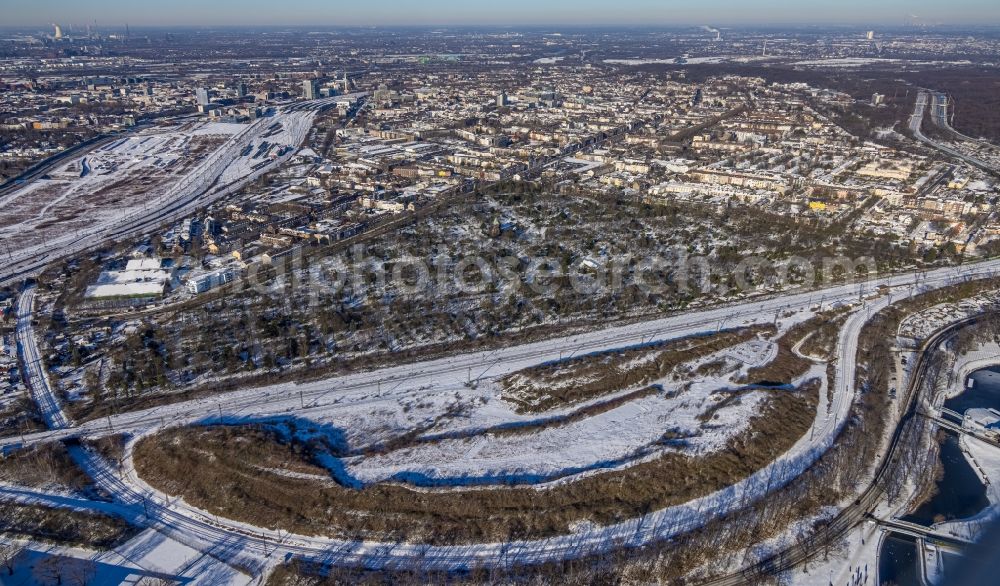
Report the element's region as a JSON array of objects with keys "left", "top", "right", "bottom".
[
  {"left": 2, "top": 89, "right": 999, "bottom": 581},
  {"left": 700, "top": 313, "right": 982, "bottom": 585},
  {"left": 5, "top": 265, "right": 1000, "bottom": 580}
]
